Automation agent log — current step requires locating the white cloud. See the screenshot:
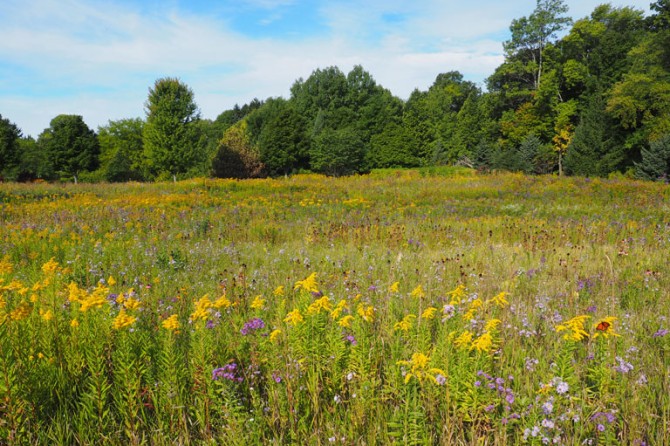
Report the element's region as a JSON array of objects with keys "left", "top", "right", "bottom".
[{"left": 0, "top": 0, "right": 655, "bottom": 137}]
